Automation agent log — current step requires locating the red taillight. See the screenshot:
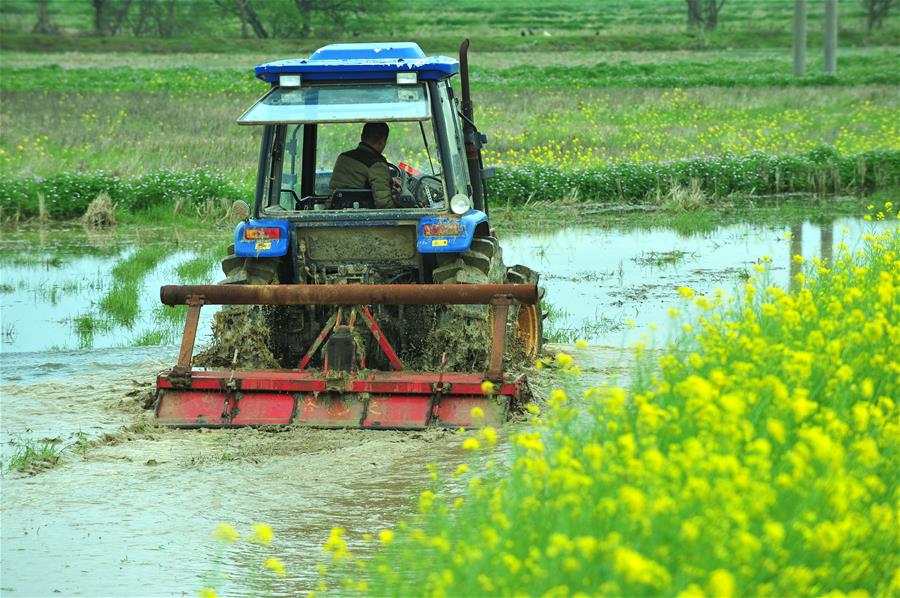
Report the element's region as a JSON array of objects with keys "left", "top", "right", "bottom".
[
  {"left": 243, "top": 227, "right": 281, "bottom": 241},
  {"left": 423, "top": 223, "right": 462, "bottom": 237}
]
